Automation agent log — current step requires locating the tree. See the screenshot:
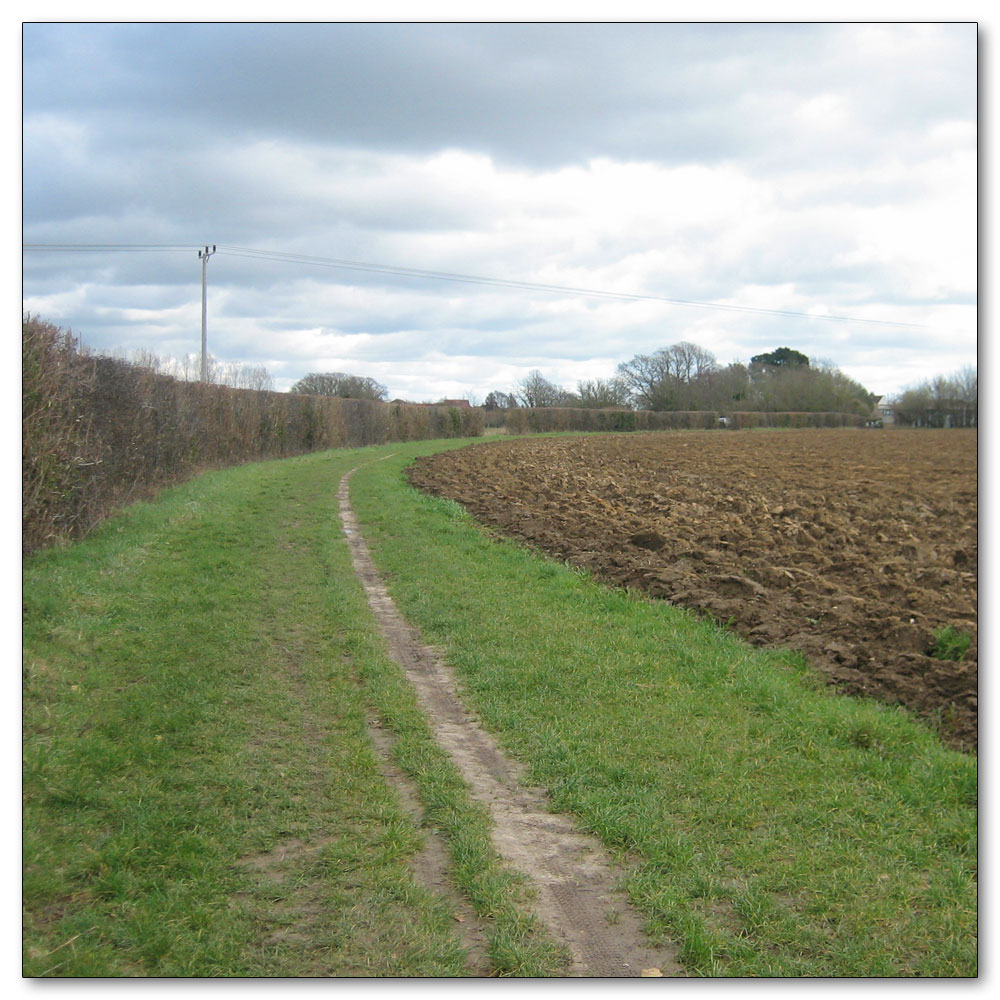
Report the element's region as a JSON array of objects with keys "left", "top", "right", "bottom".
[
  {"left": 127, "top": 349, "right": 275, "bottom": 391},
  {"left": 289, "top": 372, "right": 387, "bottom": 400},
  {"left": 749, "top": 347, "right": 810, "bottom": 371},
  {"left": 617, "top": 342, "right": 719, "bottom": 410},
  {"left": 743, "top": 356, "right": 874, "bottom": 415},
  {"left": 483, "top": 390, "right": 519, "bottom": 410},
  {"left": 819, "top": 362, "right": 877, "bottom": 417},
  {"left": 711, "top": 362, "right": 752, "bottom": 408},
  {"left": 952, "top": 365, "right": 978, "bottom": 406},
  {"left": 892, "top": 366, "right": 977, "bottom": 427},
  {"left": 218, "top": 362, "right": 274, "bottom": 391},
  {"left": 575, "top": 377, "right": 633, "bottom": 409},
  {"left": 516, "top": 370, "right": 569, "bottom": 408},
  {"left": 130, "top": 348, "right": 162, "bottom": 373}
]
